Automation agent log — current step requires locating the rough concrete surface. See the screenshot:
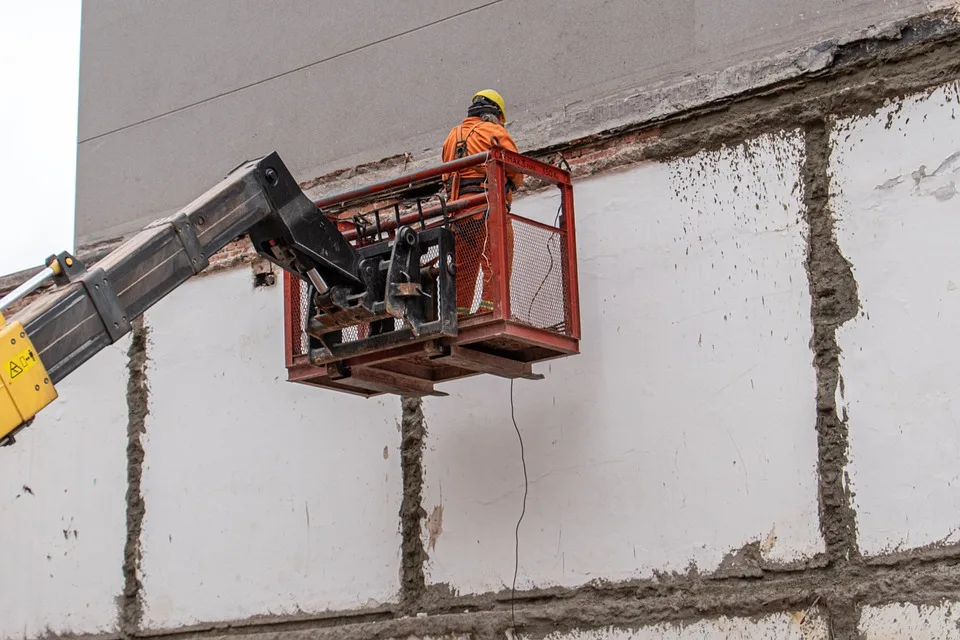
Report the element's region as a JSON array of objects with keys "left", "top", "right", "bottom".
[
  {"left": 400, "top": 396, "right": 428, "bottom": 611},
  {"left": 127, "top": 555, "right": 960, "bottom": 637},
  {"left": 830, "top": 80, "right": 960, "bottom": 556},
  {"left": 121, "top": 317, "right": 150, "bottom": 636},
  {"left": 561, "top": 15, "right": 960, "bottom": 171},
  {"left": 801, "top": 123, "right": 861, "bottom": 565}
]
